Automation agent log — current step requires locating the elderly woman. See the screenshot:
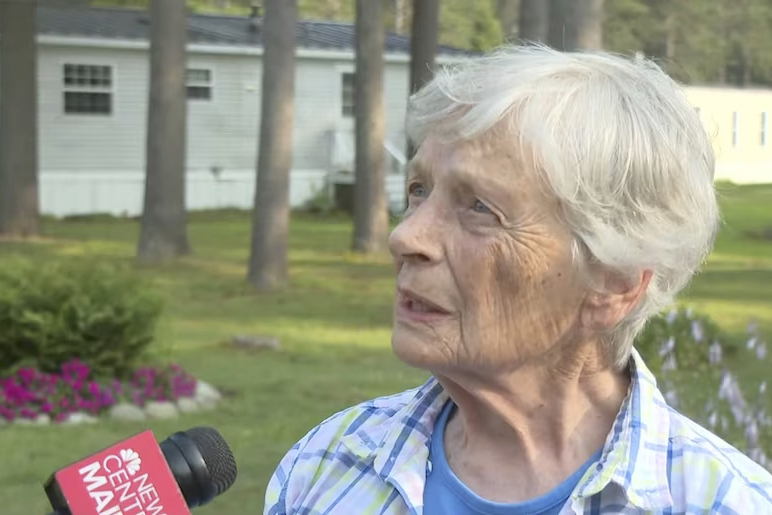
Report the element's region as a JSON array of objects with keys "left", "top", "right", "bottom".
[{"left": 263, "top": 45, "right": 772, "bottom": 514}]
